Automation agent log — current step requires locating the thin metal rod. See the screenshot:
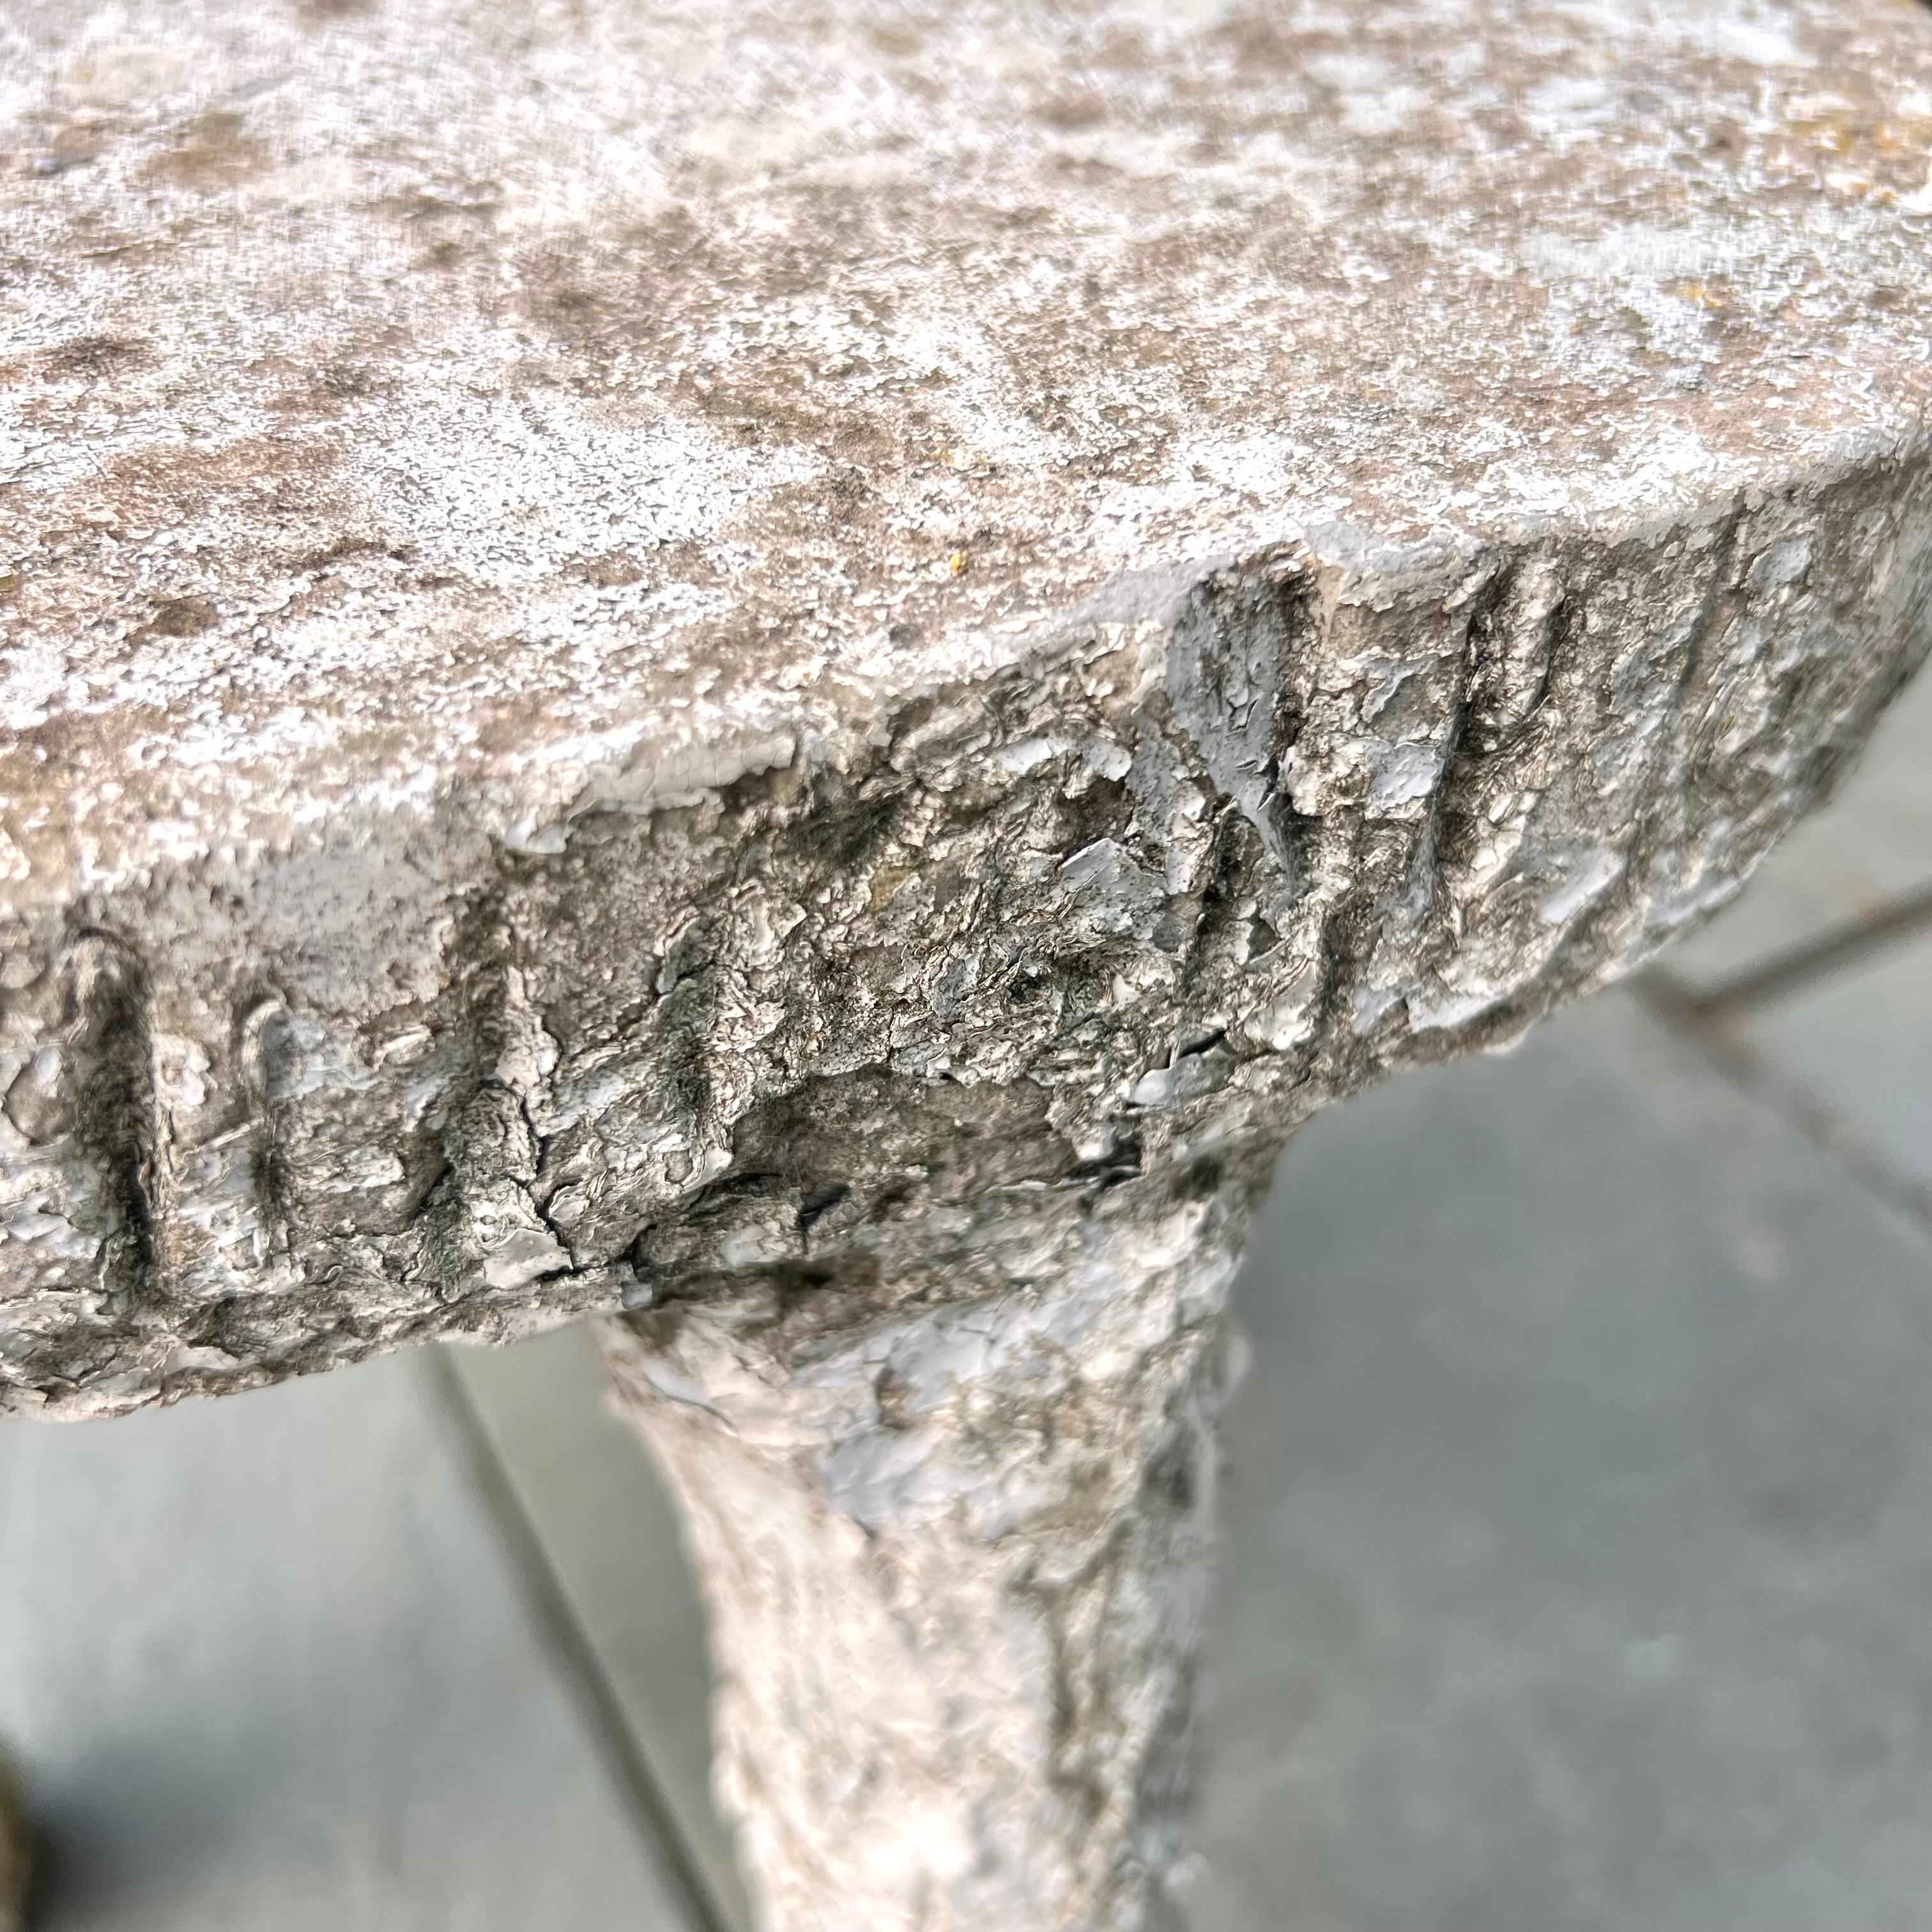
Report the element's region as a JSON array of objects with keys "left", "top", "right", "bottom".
[
  {"left": 1637, "top": 970, "right": 1932, "bottom": 1241},
  {"left": 1674, "top": 885, "right": 1932, "bottom": 1020}
]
